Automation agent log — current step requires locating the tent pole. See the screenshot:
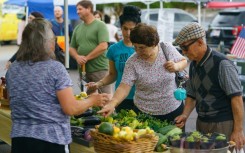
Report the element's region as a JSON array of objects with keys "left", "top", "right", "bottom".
[
  {"left": 197, "top": 1, "right": 201, "bottom": 25},
  {"left": 160, "top": 0, "right": 163, "bottom": 10},
  {"left": 24, "top": 0, "right": 29, "bottom": 25},
  {"left": 147, "top": 2, "right": 150, "bottom": 25},
  {"left": 203, "top": 7, "right": 206, "bottom": 26},
  {"left": 25, "top": 6, "right": 29, "bottom": 25},
  {"left": 64, "top": 0, "right": 69, "bottom": 69}
]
